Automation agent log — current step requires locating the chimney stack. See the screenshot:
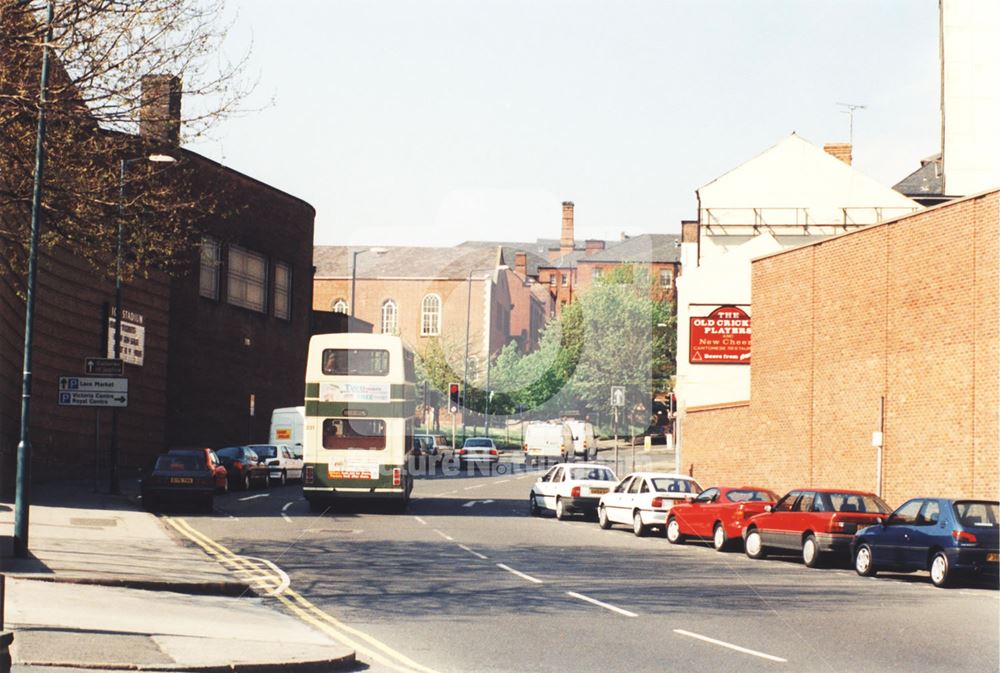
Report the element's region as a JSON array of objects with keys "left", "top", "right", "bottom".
[
  {"left": 560, "top": 201, "right": 575, "bottom": 256},
  {"left": 584, "top": 239, "right": 605, "bottom": 256},
  {"left": 514, "top": 251, "right": 527, "bottom": 278},
  {"left": 823, "top": 142, "right": 852, "bottom": 165},
  {"left": 140, "top": 75, "right": 182, "bottom": 145}
]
